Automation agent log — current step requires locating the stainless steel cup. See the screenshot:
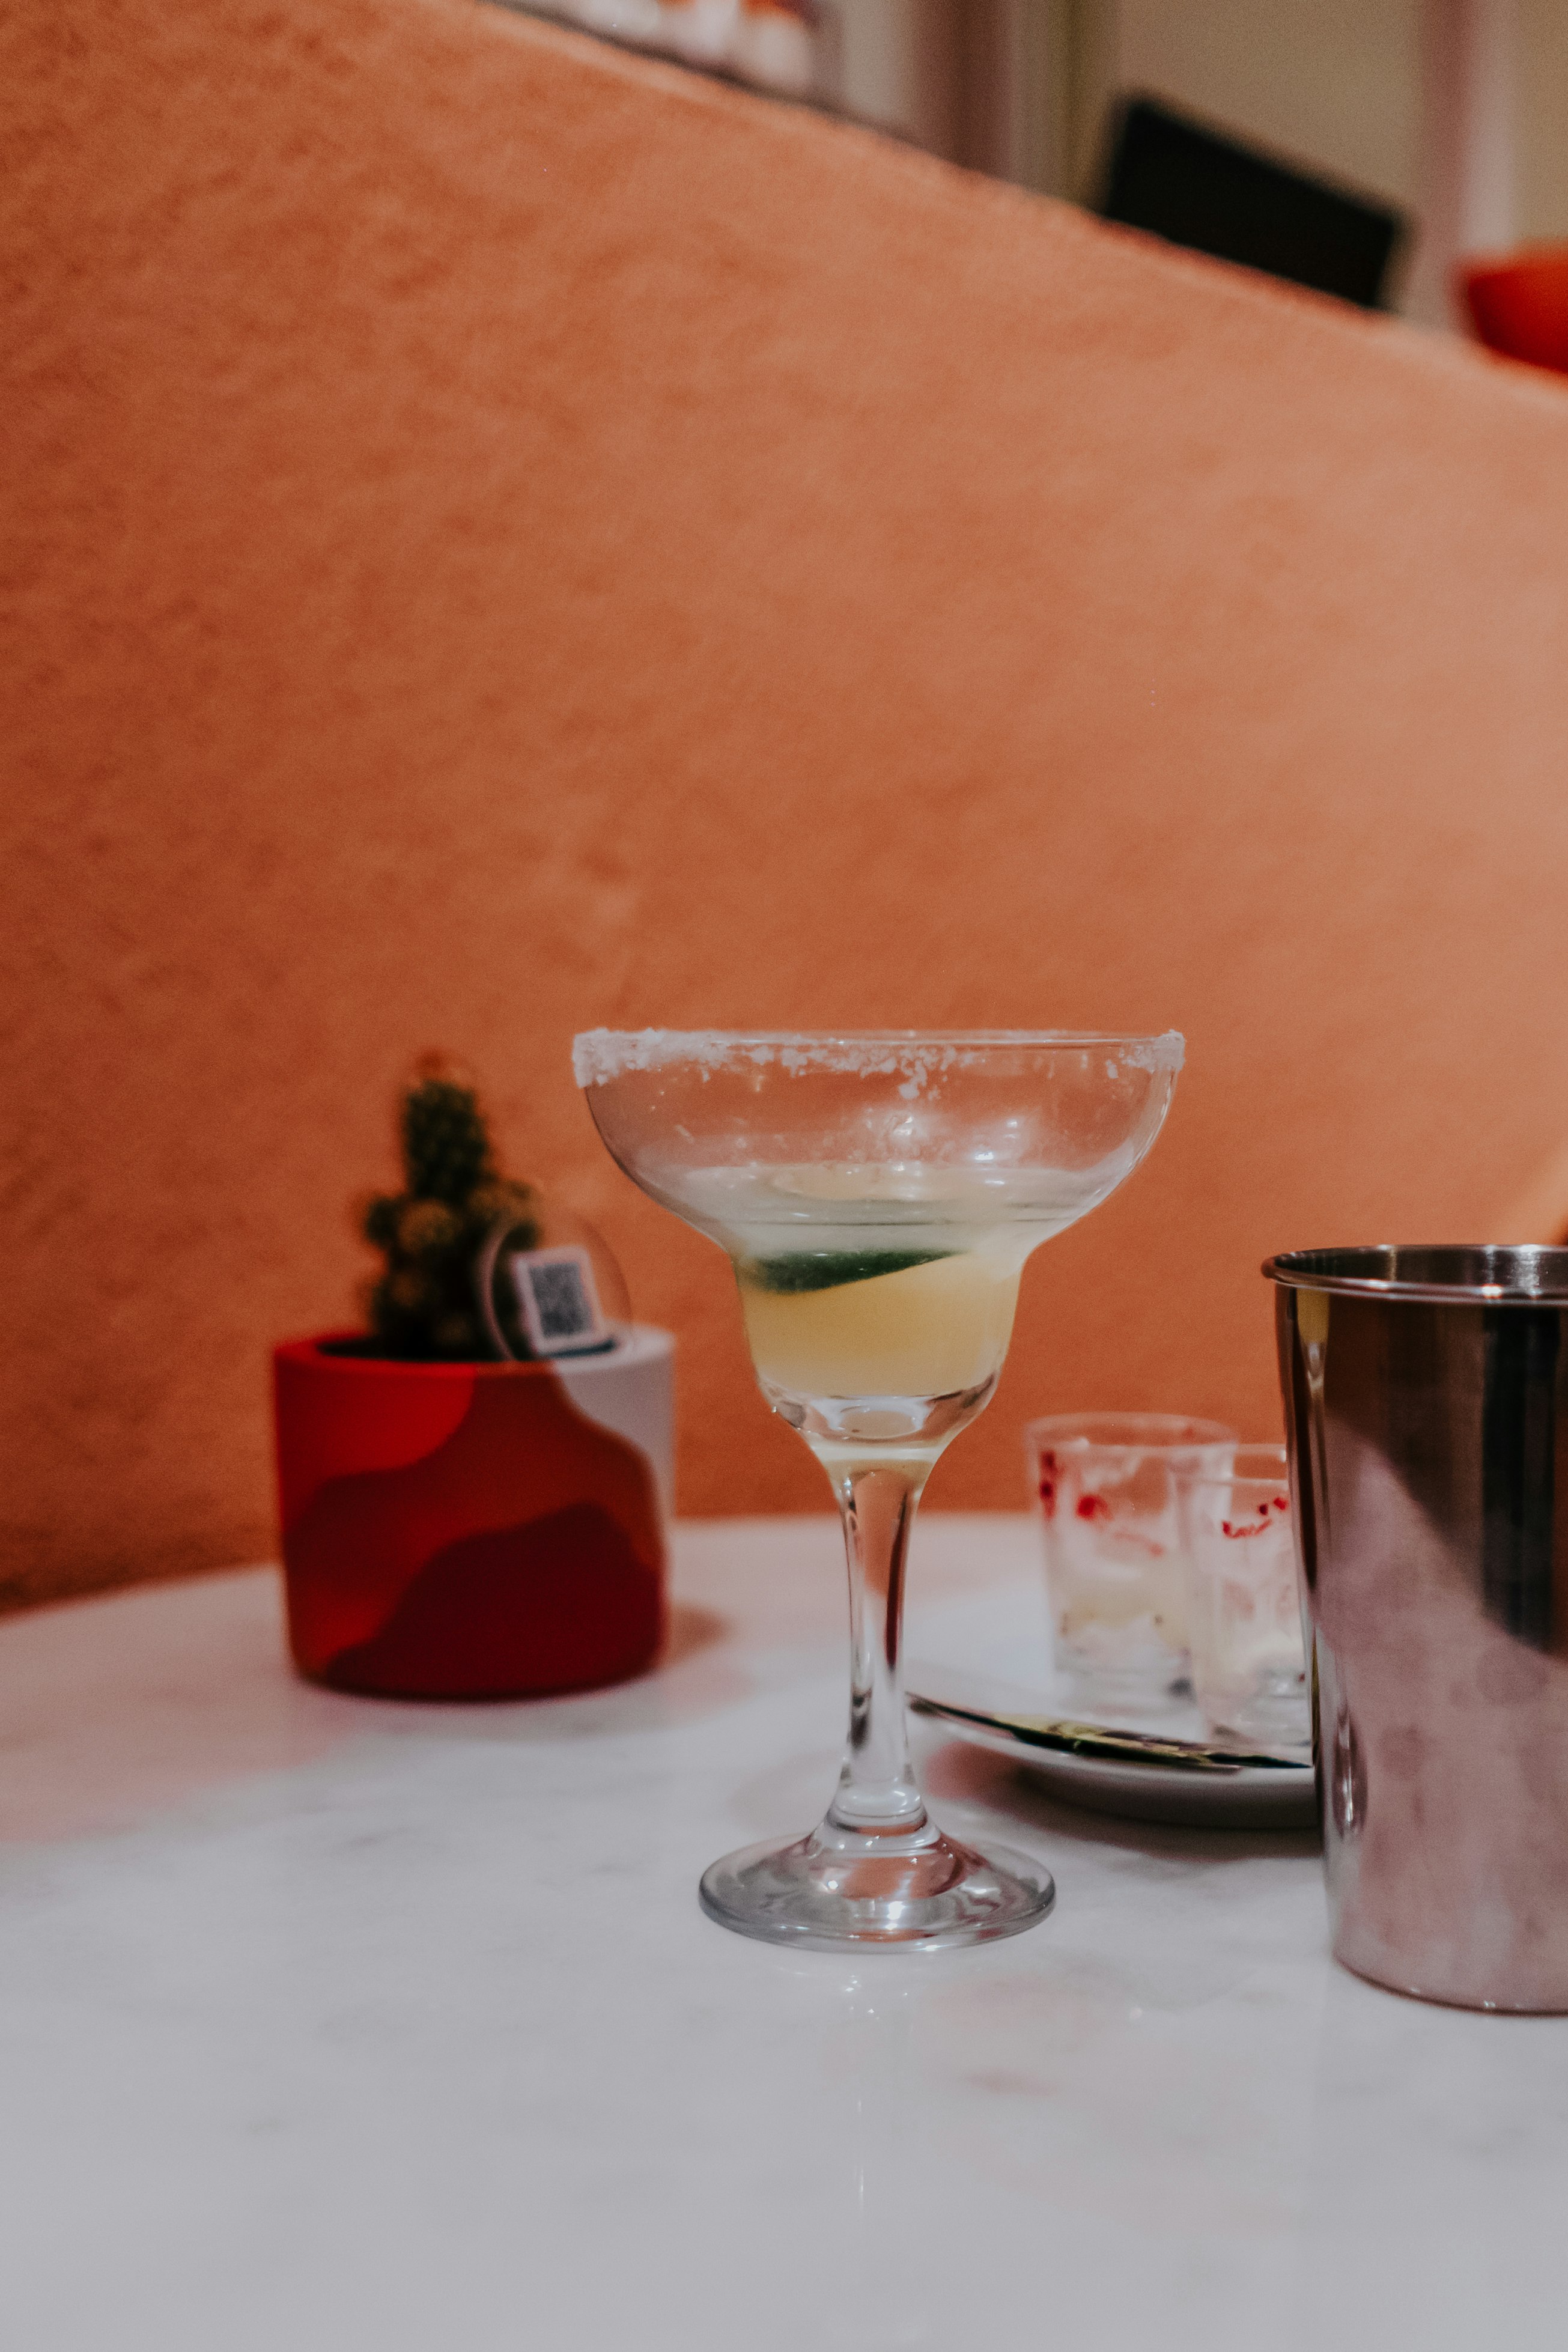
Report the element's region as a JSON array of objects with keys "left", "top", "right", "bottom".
[{"left": 1267, "top": 1245, "right": 1568, "bottom": 2012}]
